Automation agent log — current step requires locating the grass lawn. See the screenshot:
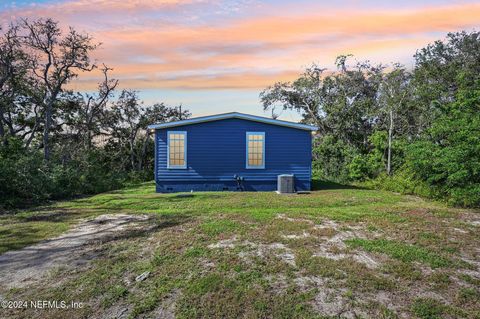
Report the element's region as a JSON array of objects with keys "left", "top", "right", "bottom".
[{"left": 0, "top": 181, "right": 479, "bottom": 318}]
